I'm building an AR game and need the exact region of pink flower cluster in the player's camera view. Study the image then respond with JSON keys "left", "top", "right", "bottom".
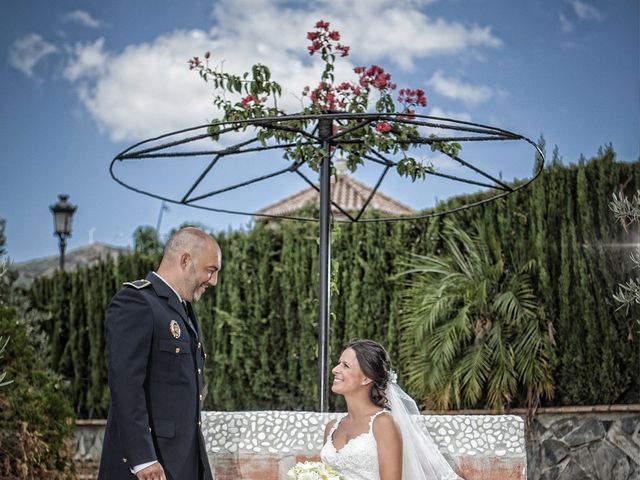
{"left": 305, "top": 82, "right": 338, "bottom": 110}
{"left": 188, "top": 52, "right": 211, "bottom": 70}
{"left": 398, "top": 88, "right": 427, "bottom": 108}
{"left": 241, "top": 95, "right": 265, "bottom": 109}
{"left": 376, "top": 122, "right": 392, "bottom": 133}
{"left": 336, "top": 81, "right": 361, "bottom": 95}
{"left": 306, "top": 20, "right": 350, "bottom": 57}
{"left": 188, "top": 56, "right": 202, "bottom": 70}
{"left": 354, "top": 65, "right": 396, "bottom": 91}
{"left": 303, "top": 79, "right": 366, "bottom": 110}
{"left": 396, "top": 88, "right": 428, "bottom": 120}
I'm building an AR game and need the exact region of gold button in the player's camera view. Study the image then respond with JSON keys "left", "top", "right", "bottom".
{"left": 204, "top": 353, "right": 207, "bottom": 359}
{"left": 198, "top": 368, "right": 202, "bottom": 375}
{"left": 197, "top": 421, "right": 201, "bottom": 426}
{"left": 149, "top": 427, "right": 152, "bottom": 432}
{"left": 199, "top": 394, "right": 203, "bottom": 401}
{"left": 123, "top": 458, "right": 127, "bottom": 463}
{"left": 175, "top": 347, "right": 181, "bottom": 354}
{"left": 197, "top": 342, "right": 202, "bottom": 349}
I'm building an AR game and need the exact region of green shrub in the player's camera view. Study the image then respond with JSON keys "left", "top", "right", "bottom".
{"left": 0, "top": 305, "right": 75, "bottom": 479}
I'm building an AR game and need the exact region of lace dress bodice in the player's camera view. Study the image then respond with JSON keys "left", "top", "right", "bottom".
{"left": 320, "top": 410, "right": 388, "bottom": 480}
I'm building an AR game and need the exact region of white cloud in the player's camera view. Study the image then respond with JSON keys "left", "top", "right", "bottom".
{"left": 61, "top": 10, "right": 103, "bottom": 29}
{"left": 63, "top": 0, "right": 502, "bottom": 142}
{"left": 210, "top": 0, "right": 501, "bottom": 70}
{"left": 428, "top": 106, "right": 472, "bottom": 122}
{"left": 571, "top": 1, "right": 604, "bottom": 21}
{"left": 63, "top": 38, "right": 108, "bottom": 81}
{"left": 428, "top": 106, "right": 472, "bottom": 124}
{"left": 559, "top": 13, "right": 574, "bottom": 33}
{"left": 428, "top": 71, "right": 494, "bottom": 105}
{"left": 418, "top": 106, "right": 473, "bottom": 147}
{"left": 69, "top": 30, "right": 218, "bottom": 141}
{"left": 8, "top": 34, "right": 58, "bottom": 78}
{"left": 428, "top": 154, "right": 465, "bottom": 172}
{"left": 560, "top": 1, "right": 603, "bottom": 35}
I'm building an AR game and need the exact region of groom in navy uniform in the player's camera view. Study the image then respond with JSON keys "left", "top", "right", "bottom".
{"left": 99, "top": 227, "right": 221, "bottom": 480}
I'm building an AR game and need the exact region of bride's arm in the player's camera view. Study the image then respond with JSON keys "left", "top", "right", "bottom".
{"left": 323, "top": 419, "right": 337, "bottom": 445}
{"left": 373, "top": 413, "right": 402, "bottom": 480}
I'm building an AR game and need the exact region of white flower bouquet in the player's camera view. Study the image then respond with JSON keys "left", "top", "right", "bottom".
{"left": 286, "top": 461, "right": 341, "bottom": 480}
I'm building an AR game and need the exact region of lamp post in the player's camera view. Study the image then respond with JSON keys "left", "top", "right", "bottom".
{"left": 49, "top": 194, "right": 77, "bottom": 271}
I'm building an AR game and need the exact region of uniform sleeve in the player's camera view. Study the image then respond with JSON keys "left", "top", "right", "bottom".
{"left": 106, "top": 287, "right": 156, "bottom": 466}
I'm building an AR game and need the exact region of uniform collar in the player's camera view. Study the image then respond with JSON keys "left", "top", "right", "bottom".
{"left": 151, "top": 271, "right": 183, "bottom": 303}
{"left": 147, "top": 272, "right": 189, "bottom": 323}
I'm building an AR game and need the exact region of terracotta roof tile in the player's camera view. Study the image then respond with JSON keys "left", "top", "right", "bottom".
{"left": 256, "top": 175, "right": 416, "bottom": 219}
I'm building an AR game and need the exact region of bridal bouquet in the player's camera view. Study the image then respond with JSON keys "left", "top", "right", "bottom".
{"left": 286, "top": 461, "right": 341, "bottom": 480}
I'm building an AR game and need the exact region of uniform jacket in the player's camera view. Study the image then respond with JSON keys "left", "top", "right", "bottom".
{"left": 98, "top": 273, "right": 212, "bottom": 480}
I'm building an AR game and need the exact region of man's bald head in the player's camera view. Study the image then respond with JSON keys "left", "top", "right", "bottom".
{"left": 157, "top": 227, "right": 221, "bottom": 302}
{"left": 161, "top": 227, "right": 219, "bottom": 265}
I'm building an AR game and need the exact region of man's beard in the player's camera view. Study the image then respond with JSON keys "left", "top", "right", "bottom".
{"left": 188, "top": 263, "right": 205, "bottom": 302}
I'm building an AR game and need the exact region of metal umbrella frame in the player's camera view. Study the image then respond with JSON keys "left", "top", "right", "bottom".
{"left": 110, "top": 112, "right": 545, "bottom": 411}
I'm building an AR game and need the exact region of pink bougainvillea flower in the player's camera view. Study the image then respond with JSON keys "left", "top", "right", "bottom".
{"left": 307, "top": 40, "right": 323, "bottom": 55}
{"left": 189, "top": 18, "right": 440, "bottom": 182}
{"left": 241, "top": 95, "right": 255, "bottom": 109}
{"left": 188, "top": 57, "right": 202, "bottom": 70}
{"left": 373, "top": 73, "right": 392, "bottom": 89}
{"left": 399, "top": 109, "right": 416, "bottom": 120}
{"left": 398, "top": 88, "right": 427, "bottom": 108}
{"left": 337, "top": 44, "right": 350, "bottom": 57}
{"left": 353, "top": 64, "right": 395, "bottom": 91}
{"left": 376, "top": 122, "right": 393, "bottom": 133}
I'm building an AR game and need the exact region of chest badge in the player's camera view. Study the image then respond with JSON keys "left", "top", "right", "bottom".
{"left": 169, "top": 320, "right": 181, "bottom": 339}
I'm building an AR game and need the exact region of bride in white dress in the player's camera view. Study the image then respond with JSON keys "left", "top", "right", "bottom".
{"left": 320, "top": 339, "right": 463, "bottom": 480}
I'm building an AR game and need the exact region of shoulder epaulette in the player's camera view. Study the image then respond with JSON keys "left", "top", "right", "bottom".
{"left": 122, "top": 279, "right": 151, "bottom": 290}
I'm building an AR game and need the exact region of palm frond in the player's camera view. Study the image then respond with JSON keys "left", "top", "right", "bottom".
{"left": 454, "top": 343, "right": 492, "bottom": 406}
{"left": 398, "top": 220, "right": 554, "bottom": 411}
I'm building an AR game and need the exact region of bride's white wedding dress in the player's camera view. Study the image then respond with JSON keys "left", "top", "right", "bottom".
{"left": 321, "top": 384, "right": 462, "bottom": 479}
{"left": 321, "top": 410, "right": 387, "bottom": 480}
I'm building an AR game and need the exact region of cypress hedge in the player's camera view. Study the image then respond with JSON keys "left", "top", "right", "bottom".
{"left": 29, "top": 148, "right": 639, "bottom": 416}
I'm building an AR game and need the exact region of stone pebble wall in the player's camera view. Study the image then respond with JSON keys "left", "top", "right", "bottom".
{"left": 75, "top": 411, "right": 526, "bottom": 479}
{"left": 75, "top": 411, "right": 640, "bottom": 479}
{"left": 203, "top": 410, "right": 524, "bottom": 457}
{"left": 203, "top": 410, "right": 525, "bottom": 479}
{"left": 526, "top": 413, "right": 640, "bottom": 480}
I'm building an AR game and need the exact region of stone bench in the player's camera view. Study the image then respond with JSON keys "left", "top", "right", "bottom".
{"left": 203, "top": 411, "right": 525, "bottom": 479}
{"left": 75, "top": 411, "right": 527, "bottom": 479}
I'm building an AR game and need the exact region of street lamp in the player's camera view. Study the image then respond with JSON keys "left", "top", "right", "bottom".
{"left": 49, "top": 194, "right": 77, "bottom": 271}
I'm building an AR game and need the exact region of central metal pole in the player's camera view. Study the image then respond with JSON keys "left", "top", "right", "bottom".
{"left": 318, "top": 117, "right": 333, "bottom": 412}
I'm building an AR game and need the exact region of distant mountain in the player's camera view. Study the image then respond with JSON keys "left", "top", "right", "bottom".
{"left": 11, "top": 242, "right": 130, "bottom": 288}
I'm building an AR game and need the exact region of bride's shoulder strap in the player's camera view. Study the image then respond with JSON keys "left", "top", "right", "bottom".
{"left": 368, "top": 409, "right": 390, "bottom": 431}
{"left": 324, "top": 415, "right": 344, "bottom": 438}
{"left": 327, "top": 418, "right": 338, "bottom": 431}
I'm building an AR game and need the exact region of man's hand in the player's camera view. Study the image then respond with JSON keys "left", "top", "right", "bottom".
{"left": 136, "top": 462, "right": 166, "bottom": 480}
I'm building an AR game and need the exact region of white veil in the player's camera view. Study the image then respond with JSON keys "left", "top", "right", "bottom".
{"left": 386, "top": 374, "right": 462, "bottom": 480}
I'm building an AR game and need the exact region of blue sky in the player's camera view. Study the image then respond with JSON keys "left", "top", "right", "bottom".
{"left": 1, "top": 0, "right": 638, "bottom": 263}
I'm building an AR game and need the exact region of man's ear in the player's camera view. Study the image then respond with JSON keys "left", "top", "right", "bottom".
{"left": 179, "top": 252, "right": 191, "bottom": 270}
